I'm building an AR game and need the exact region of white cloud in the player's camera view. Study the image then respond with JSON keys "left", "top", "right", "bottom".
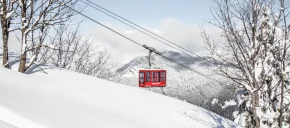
{"left": 124, "top": 29, "right": 136, "bottom": 34}
{"left": 88, "top": 18, "right": 221, "bottom": 66}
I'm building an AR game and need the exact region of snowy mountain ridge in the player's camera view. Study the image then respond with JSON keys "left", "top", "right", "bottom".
{"left": 116, "top": 50, "right": 224, "bottom": 75}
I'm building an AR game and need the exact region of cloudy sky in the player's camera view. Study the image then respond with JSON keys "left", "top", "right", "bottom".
{"left": 3, "top": 0, "right": 221, "bottom": 67}
{"left": 73, "top": 0, "right": 221, "bottom": 66}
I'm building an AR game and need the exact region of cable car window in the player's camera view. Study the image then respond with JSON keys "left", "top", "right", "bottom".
{"left": 139, "top": 72, "right": 144, "bottom": 84}
{"left": 146, "top": 72, "right": 150, "bottom": 82}
{"left": 152, "top": 72, "right": 156, "bottom": 82}
{"left": 161, "top": 72, "right": 165, "bottom": 82}
{"left": 156, "top": 72, "right": 160, "bottom": 82}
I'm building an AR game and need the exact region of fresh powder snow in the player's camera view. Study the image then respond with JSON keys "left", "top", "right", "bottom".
{"left": 0, "top": 55, "right": 240, "bottom": 128}
{"left": 0, "top": 119, "right": 17, "bottom": 128}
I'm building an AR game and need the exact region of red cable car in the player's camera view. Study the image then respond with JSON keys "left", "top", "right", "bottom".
{"left": 138, "top": 44, "right": 166, "bottom": 87}
{"left": 139, "top": 69, "right": 166, "bottom": 87}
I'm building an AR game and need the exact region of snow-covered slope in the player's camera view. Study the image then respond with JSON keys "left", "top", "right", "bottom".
{"left": 0, "top": 120, "right": 17, "bottom": 128}
{"left": 0, "top": 63, "right": 240, "bottom": 128}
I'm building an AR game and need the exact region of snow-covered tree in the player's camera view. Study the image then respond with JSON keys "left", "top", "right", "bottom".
{"left": 202, "top": 0, "right": 290, "bottom": 127}
{"left": 39, "top": 24, "right": 115, "bottom": 79}
{"left": 0, "top": 0, "right": 18, "bottom": 68}
{"left": 17, "top": 0, "right": 77, "bottom": 73}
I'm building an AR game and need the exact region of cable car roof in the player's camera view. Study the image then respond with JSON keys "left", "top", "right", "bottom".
{"left": 139, "top": 69, "right": 166, "bottom": 71}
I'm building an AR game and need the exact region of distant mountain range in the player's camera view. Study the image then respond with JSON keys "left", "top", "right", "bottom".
{"left": 112, "top": 49, "right": 233, "bottom": 99}
{"left": 116, "top": 50, "right": 226, "bottom": 74}
{"left": 111, "top": 49, "right": 237, "bottom": 120}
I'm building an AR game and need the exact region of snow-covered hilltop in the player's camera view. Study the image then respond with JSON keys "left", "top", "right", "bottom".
{"left": 0, "top": 61, "right": 240, "bottom": 128}
{"left": 112, "top": 50, "right": 237, "bottom": 120}
{"left": 114, "top": 50, "right": 227, "bottom": 89}
{"left": 115, "top": 50, "right": 228, "bottom": 85}
{"left": 117, "top": 50, "right": 223, "bottom": 74}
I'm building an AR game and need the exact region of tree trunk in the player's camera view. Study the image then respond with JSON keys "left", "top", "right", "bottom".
{"left": 18, "top": 33, "right": 27, "bottom": 73}
{"left": 252, "top": 92, "right": 260, "bottom": 128}
{"left": 18, "top": 50, "right": 26, "bottom": 73}
{"left": 1, "top": 21, "right": 9, "bottom": 68}
{"left": 1, "top": 0, "right": 9, "bottom": 68}
{"left": 18, "top": 0, "right": 27, "bottom": 73}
